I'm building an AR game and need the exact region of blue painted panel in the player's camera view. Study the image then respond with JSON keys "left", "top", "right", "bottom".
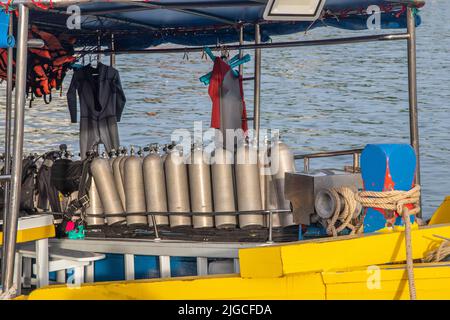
{"left": 94, "top": 253, "right": 125, "bottom": 282}
{"left": 171, "top": 257, "right": 197, "bottom": 277}
{"left": 134, "top": 255, "right": 160, "bottom": 279}
{"left": 361, "top": 144, "right": 416, "bottom": 233}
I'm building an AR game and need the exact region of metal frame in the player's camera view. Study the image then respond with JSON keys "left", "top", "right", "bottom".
{"left": 0, "top": 1, "right": 422, "bottom": 294}
{"left": 2, "top": 4, "right": 29, "bottom": 292}
{"left": 50, "top": 238, "right": 259, "bottom": 278}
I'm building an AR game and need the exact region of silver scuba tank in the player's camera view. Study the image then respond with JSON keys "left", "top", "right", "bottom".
{"left": 119, "top": 148, "right": 129, "bottom": 205}
{"left": 272, "top": 139, "right": 296, "bottom": 227}
{"left": 235, "top": 142, "right": 264, "bottom": 228}
{"left": 164, "top": 145, "right": 191, "bottom": 227}
{"left": 90, "top": 157, "right": 126, "bottom": 225}
{"left": 112, "top": 149, "right": 127, "bottom": 210}
{"left": 188, "top": 144, "right": 214, "bottom": 228}
{"left": 259, "top": 140, "right": 282, "bottom": 228}
{"left": 124, "top": 148, "right": 147, "bottom": 226}
{"left": 211, "top": 147, "right": 237, "bottom": 229}
{"left": 85, "top": 180, "right": 105, "bottom": 226}
{"left": 143, "top": 144, "right": 169, "bottom": 226}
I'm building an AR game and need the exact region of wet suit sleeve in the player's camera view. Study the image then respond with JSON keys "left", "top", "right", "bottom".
{"left": 67, "top": 71, "right": 79, "bottom": 123}
{"left": 114, "top": 70, "right": 126, "bottom": 122}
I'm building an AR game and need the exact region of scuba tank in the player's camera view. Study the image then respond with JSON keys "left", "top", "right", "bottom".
{"left": 112, "top": 147, "right": 126, "bottom": 210}
{"left": 272, "top": 138, "right": 296, "bottom": 227}
{"left": 124, "top": 147, "right": 147, "bottom": 226}
{"left": 260, "top": 137, "right": 281, "bottom": 228}
{"left": 90, "top": 157, "right": 126, "bottom": 225}
{"left": 164, "top": 144, "right": 191, "bottom": 227}
{"left": 235, "top": 141, "right": 264, "bottom": 228}
{"left": 211, "top": 147, "right": 237, "bottom": 229}
{"left": 188, "top": 143, "right": 214, "bottom": 228}
{"left": 85, "top": 180, "right": 105, "bottom": 226}
{"left": 143, "top": 144, "right": 169, "bottom": 226}
{"left": 84, "top": 147, "right": 105, "bottom": 226}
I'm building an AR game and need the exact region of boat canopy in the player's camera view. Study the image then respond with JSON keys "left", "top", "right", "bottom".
{"left": 22, "top": 0, "right": 423, "bottom": 50}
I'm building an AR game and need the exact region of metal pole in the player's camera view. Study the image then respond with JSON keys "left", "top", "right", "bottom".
{"left": 304, "top": 157, "right": 310, "bottom": 173}
{"left": 238, "top": 25, "right": 244, "bottom": 75}
{"left": 2, "top": 14, "right": 14, "bottom": 281}
{"left": 267, "top": 211, "right": 273, "bottom": 244}
{"left": 253, "top": 24, "right": 261, "bottom": 148}
{"left": 76, "top": 33, "right": 410, "bottom": 56}
{"left": 407, "top": 6, "right": 421, "bottom": 216}
{"left": 110, "top": 33, "right": 116, "bottom": 67}
{"left": 2, "top": 4, "right": 29, "bottom": 293}
{"left": 353, "top": 152, "right": 360, "bottom": 173}
{"left": 97, "top": 31, "right": 101, "bottom": 62}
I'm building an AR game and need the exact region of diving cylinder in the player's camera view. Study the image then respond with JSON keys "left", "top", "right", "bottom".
{"left": 164, "top": 145, "right": 191, "bottom": 227}
{"left": 90, "top": 158, "right": 126, "bottom": 225}
{"left": 259, "top": 141, "right": 281, "bottom": 228}
{"left": 119, "top": 148, "right": 130, "bottom": 192}
{"left": 188, "top": 144, "right": 214, "bottom": 228}
{"left": 112, "top": 152, "right": 127, "bottom": 210}
{"left": 211, "top": 148, "right": 237, "bottom": 228}
{"left": 124, "top": 152, "right": 147, "bottom": 226}
{"left": 235, "top": 142, "right": 264, "bottom": 228}
{"left": 272, "top": 139, "right": 296, "bottom": 227}
{"left": 143, "top": 145, "right": 169, "bottom": 226}
{"left": 85, "top": 180, "right": 105, "bottom": 226}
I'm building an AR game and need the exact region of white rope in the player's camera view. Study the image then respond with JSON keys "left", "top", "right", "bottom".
{"left": 0, "top": 284, "right": 17, "bottom": 300}
{"left": 425, "top": 235, "right": 450, "bottom": 263}
{"left": 325, "top": 187, "right": 363, "bottom": 237}
{"left": 355, "top": 185, "right": 421, "bottom": 301}
{"left": 324, "top": 185, "right": 421, "bottom": 300}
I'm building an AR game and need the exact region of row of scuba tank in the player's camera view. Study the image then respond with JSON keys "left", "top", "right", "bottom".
{"left": 87, "top": 140, "right": 297, "bottom": 229}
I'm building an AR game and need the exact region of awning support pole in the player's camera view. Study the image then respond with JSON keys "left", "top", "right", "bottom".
{"left": 253, "top": 23, "right": 261, "bottom": 148}
{"left": 97, "top": 31, "right": 101, "bottom": 63}
{"left": 110, "top": 33, "right": 116, "bottom": 67}
{"left": 407, "top": 6, "right": 421, "bottom": 216}
{"left": 1, "top": 4, "right": 29, "bottom": 293}
{"left": 238, "top": 25, "right": 244, "bottom": 76}
{"left": 1, "top": 14, "right": 14, "bottom": 277}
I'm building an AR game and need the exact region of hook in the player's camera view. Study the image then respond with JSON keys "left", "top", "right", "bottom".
{"left": 220, "top": 45, "right": 229, "bottom": 60}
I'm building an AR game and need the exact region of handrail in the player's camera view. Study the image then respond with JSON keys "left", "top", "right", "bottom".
{"left": 294, "top": 148, "right": 363, "bottom": 173}
{"left": 0, "top": 175, "right": 11, "bottom": 182}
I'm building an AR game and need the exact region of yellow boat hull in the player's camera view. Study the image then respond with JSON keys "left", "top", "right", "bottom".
{"left": 25, "top": 262, "right": 450, "bottom": 300}
{"left": 24, "top": 223, "right": 450, "bottom": 300}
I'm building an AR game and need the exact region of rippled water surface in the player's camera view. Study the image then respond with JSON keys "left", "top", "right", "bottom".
{"left": 0, "top": 1, "right": 449, "bottom": 219}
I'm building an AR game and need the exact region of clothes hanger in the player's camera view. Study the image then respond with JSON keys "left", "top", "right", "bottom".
{"left": 199, "top": 48, "right": 251, "bottom": 85}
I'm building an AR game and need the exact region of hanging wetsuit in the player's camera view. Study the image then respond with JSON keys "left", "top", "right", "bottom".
{"left": 67, "top": 62, "right": 126, "bottom": 159}
{"left": 208, "top": 57, "right": 248, "bottom": 148}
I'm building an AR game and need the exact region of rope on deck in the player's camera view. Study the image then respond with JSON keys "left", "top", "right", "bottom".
{"left": 355, "top": 185, "right": 421, "bottom": 301}
{"left": 425, "top": 235, "right": 450, "bottom": 263}
{"left": 324, "top": 185, "right": 421, "bottom": 300}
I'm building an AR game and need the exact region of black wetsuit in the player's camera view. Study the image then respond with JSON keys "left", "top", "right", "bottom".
{"left": 67, "top": 62, "right": 126, "bottom": 159}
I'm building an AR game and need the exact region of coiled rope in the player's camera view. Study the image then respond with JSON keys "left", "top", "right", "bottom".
{"left": 325, "top": 187, "right": 363, "bottom": 237}
{"left": 424, "top": 235, "right": 450, "bottom": 263}
{"left": 0, "top": 284, "right": 17, "bottom": 300}
{"left": 354, "top": 185, "right": 421, "bottom": 300}
{"left": 325, "top": 185, "right": 420, "bottom": 300}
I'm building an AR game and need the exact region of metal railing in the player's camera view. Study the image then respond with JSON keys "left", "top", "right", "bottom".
{"left": 294, "top": 148, "right": 363, "bottom": 173}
